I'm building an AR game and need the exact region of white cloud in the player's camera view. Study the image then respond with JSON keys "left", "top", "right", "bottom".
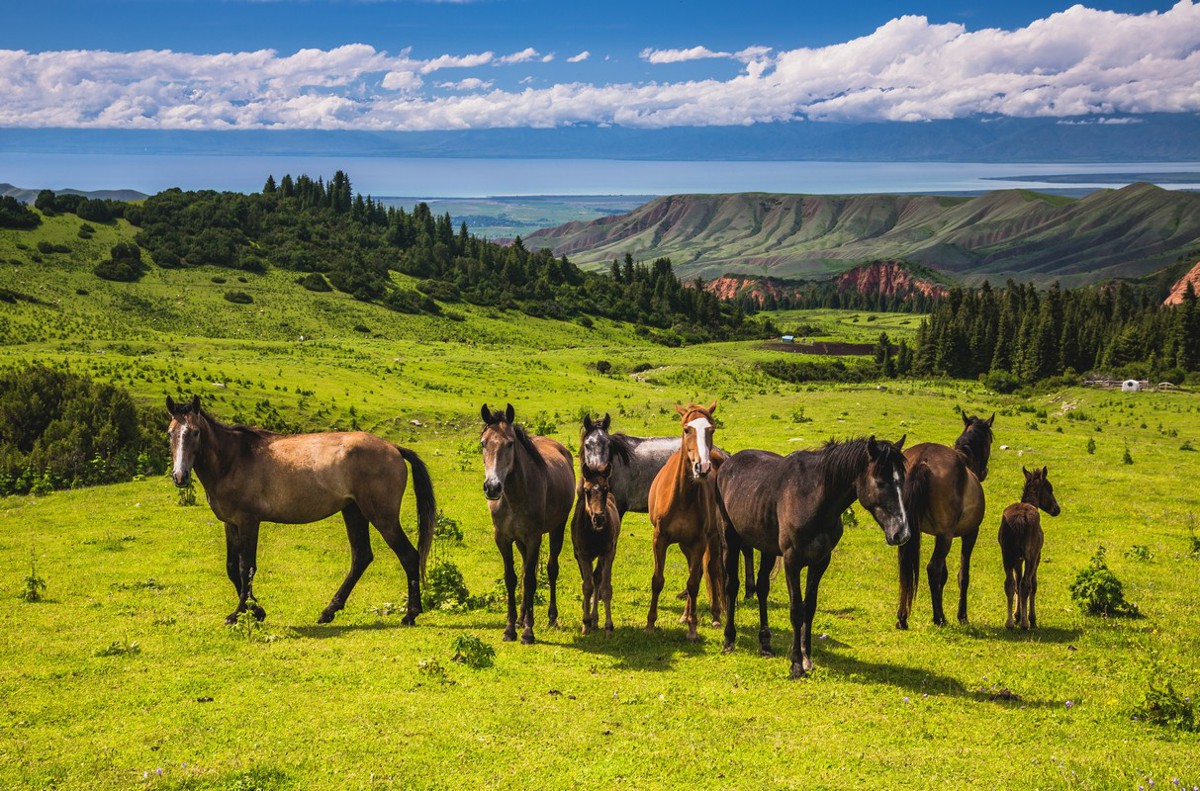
{"left": 567, "top": 51, "right": 590, "bottom": 63}
{"left": 2, "top": 3, "right": 1199, "bottom": 130}
{"left": 640, "top": 46, "right": 731, "bottom": 64}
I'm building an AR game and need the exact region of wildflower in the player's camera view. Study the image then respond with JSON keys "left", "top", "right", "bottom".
{"left": 1065, "top": 700, "right": 1075, "bottom": 708}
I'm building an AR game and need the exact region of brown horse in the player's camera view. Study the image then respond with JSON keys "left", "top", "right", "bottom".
{"left": 896, "top": 409, "right": 995, "bottom": 629}
{"left": 480, "top": 403, "right": 575, "bottom": 644}
{"left": 645, "top": 401, "right": 725, "bottom": 641}
{"left": 999, "top": 466, "right": 1060, "bottom": 629}
{"left": 166, "top": 395, "right": 437, "bottom": 625}
{"left": 571, "top": 465, "right": 621, "bottom": 635}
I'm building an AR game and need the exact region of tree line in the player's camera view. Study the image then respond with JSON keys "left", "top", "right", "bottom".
{"left": 117, "top": 172, "right": 771, "bottom": 344}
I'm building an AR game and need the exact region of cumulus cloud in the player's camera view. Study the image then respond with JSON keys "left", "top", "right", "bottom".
{"left": 567, "top": 51, "right": 590, "bottom": 63}
{"left": 2, "top": 2, "right": 1199, "bottom": 130}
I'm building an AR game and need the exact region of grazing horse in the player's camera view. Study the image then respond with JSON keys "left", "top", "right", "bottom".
{"left": 480, "top": 403, "right": 575, "bottom": 644}
{"left": 166, "top": 395, "right": 437, "bottom": 625}
{"left": 998, "top": 466, "right": 1060, "bottom": 630}
{"left": 580, "top": 414, "right": 756, "bottom": 600}
{"left": 645, "top": 402, "right": 726, "bottom": 640}
{"left": 896, "top": 409, "right": 995, "bottom": 629}
{"left": 718, "top": 436, "right": 910, "bottom": 678}
{"left": 571, "top": 466, "right": 620, "bottom": 635}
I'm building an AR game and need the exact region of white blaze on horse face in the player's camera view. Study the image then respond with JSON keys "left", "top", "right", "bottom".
{"left": 687, "top": 417, "right": 713, "bottom": 476}
{"left": 172, "top": 426, "right": 186, "bottom": 482}
{"left": 893, "top": 469, "right": 908, "bottom": 535}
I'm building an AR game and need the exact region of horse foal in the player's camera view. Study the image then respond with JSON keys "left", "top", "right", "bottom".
{"left": 998, "top": 466, "right": 1060, "bottom": 629}
{"left": 572, "top": 466, "right": 620, "bottom": 635}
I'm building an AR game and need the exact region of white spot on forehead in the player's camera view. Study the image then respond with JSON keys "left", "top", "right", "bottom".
{"left": 686, "top": 417, "right": 712, "bottom": 430}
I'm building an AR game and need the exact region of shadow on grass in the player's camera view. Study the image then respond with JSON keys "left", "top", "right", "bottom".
{"left": 290, "top": 621, "right": 409, "bottom": 639}
{"left": 964, "top": 624, "right": 1083, "bottom": 644}
{"left": 566, "top": 624, "right": 715, "bottom": 671}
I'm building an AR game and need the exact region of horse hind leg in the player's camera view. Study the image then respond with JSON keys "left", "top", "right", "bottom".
{"left": 756, "top": 551, "right": 777, "bottom": 656}
{"left": 956, "top": 529, "right": 979, "bottom": 625}
{"left": 575, "top": 553, "right": 595, "bottom": 634}
{"left": 519, "top": 535, "right": 543, "bottom": 644}
{"left": 896, "top": 530, "right": 922, "bottom": 630}
{"left": 683, "top": 542, "right": 707, "bottom": 641}
{"left": 547, "top": 518, "right": 566, "bottom": 629}
{"left": 927, "top": 535, "right": 953, "bottom": 626}
{"left": 1003, "top": 559, "right": 1020, "bottom": 630}
{"left": 743, "top": 546, "right": 757, "bottom": 601}
{"left": 224, "top": 521, "right": 266, "bottom": 625}
{"left": 600, "top": 550, "right": 615, "bottom": 635}
{"left": 369, "top": 511, "right": 423, "bottom": 626}
{"left": 722, "top": 526, "right": 743, "bottom": 653}
{"left": 645, "top": 533, "right": 668, "bottom": 633}
{"left": 316, "top": 504, "right": 375, "bottom": 624}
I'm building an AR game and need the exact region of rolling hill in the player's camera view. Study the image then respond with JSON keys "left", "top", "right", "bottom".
{"left": 525, "top": 183, "right": 1200, "bottom": 286}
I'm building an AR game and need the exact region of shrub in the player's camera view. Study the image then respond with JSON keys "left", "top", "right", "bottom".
{"left": 1069, "top": 546, "right": 1139, "bottom": 617}
{"left": 296, "top": 272, "right": 332, "bottom": 292}
{"left": 0, "top": 196, "right": 40, "bottom": 229}
{"left": 211, "top": 276, "right": 227, "bottom": 284}
{"left": 19, "top": 552, "right": 47, "bottom": 603}
{"left": 434, "top": 511, "right": 464, "bottom": 543}
{"left": 93, "top": 242, "right": 147, "bottom": 282}
{"left": 421, "top": 561, "right": 471, "bottom": 610}
{"left": 451, "top": 634, "right": 495, "bottom": 669}
{"left": 1133, "top": 680, "right": 1196, "bottom": 732}
{"left": 223, "top": 290, "right": 254, "bottom": 304}
{"left": 94, "top": 638, "right": 140, "bottom": 657}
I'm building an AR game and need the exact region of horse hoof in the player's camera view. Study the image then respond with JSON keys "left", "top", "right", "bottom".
{"left": 581, "top": 625, "right": 591, "bottom": 636}
{"left": 743, "top": 594, "right": 756, "bottom": 602}
{"left": 759, "top": 646, "right": 774, "bottom": 658}
{"left": 252, "top": 606, "right": 266, "bottom": 622}
{"left": 802, "top": 658, "right": 814, "bottom": 673}
{"left": 317, "top": 611, "right": 335, "bottom": 624}
{"left": 1006, "top": 622, "right": 1015, "bottom": 630}
{"left": 958, "top": 616, "right": 969, "bottom": 625}
{"left": 224, "top": 613, "right": 239, "bottom": 625}
{"left": 722, "top": 642, "right": 735, "bottom": 654}
{"left": 548, "top": 618, "right": 559, "bottom": 629}
{"left": 521, "top": 632, "right": 536, "bottom": 645}
{"left": 711, "top": 619, "right": 721, "bottom": 628}
{"left": 789, "top": 663, "right": 807, "bottom": 680}
{"left": 502, "top": 630, "right": 517, "bottom": 642}
{"left": 895, "top": 620, "right": 909, "bottom": 630}
{"left": 401, "top": 614, "right": 416, "bottom": 626}
{"left": 687, "top": 631, "right": 701, "bottom": 643}
{"left": 644, "top": 625, "right": 656, "bottom": 634}
{"left": 675, "top": 590, "right": 688, "bottom": 600}
{"left": 933, "top": 617, "right": 947, "bottom": 627}
{"left": 604, "top": 626, "right": 613, "bottom": 636}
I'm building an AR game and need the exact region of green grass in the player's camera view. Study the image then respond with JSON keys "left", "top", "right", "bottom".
{"left": 2, "top": 219, "right": 1199, "bottom": 789}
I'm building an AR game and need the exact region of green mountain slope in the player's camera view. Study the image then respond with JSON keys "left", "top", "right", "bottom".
{"left": 525, "top": 184, "right": 1200, "bottom": 285}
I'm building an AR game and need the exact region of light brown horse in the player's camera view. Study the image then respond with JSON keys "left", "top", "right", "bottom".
{"left": 999, "top": 466, "right": 1060, "bottom": 629}
{"left": 896, "top": 409, "right": 994, "bottom": 629}
{"left": 571, "top": 465, "right": 621, "bottom": 635}
{"left": 480, "top": 403, "right": 575, "bottom": 644}
{"left": 646, "top": 401, "right": 725, "bottom": 641}
{"left": 166, "top": 395, "right": 437, "bottom": 626}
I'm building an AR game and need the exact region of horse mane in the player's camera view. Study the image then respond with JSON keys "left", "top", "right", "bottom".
{"left": 607, "top": 432, "right": 635, "bottom": 463}
{"left": 484, "top": 408, "right": 546, "bottom": 468}
{"left": 954, "top": 418, "right": 993, "bottom": 478}
{"left": 818, "top": 436, "right": 904, "bottom": 487}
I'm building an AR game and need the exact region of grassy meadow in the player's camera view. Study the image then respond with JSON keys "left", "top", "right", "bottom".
{"left": 1, "top": 216, "right": 1199, "bottom": 790}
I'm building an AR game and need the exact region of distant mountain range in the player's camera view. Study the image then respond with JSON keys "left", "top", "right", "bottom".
{"left": 0, "top": 183, "right": 148, "bottom": 204}
{"left": 3, "top": 115, "right": 1200, "bottom": 162}
{"left": 525, "top": 183, "right": 1200, "bottom": 286}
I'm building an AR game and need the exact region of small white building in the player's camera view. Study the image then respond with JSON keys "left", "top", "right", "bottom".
{"left": 781, "top": 335, "right": 795, "bottom": 344}
{"left": 1121, "top": 379, "right": 1141, "bottom": 392}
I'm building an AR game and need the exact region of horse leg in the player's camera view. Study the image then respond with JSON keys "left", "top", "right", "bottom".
{"left": 223, "top": 522, "right": 245, "bottom": 624}
{"left": 645, "top": 532, "right": 668, "bottom": 633}
{"left": 956, "top": 529, "right": 978, "bottom": 625}
{"left": 801, "top": 553, "right": 832, "bottom": 674}
{"left": 576, "top": 552, "right": 595, "bottom": 634}
{"left": 1026, "top": 554, "right": 1040, "bottom": 629}
{"left": 722, "top": 525, "right": 743, "bottom": 653}
{"left": 497, "top": 538, "right": 519, "bottom": 642}
{"left": 1003, "top": 558, "right": 1019, "bottom": 630}
{"left": 896, "top": 529, "right": 922, "bottom": 630}
{"left": 705, "top": 539, "right": 725, "bottom": 628}
{"left": 783, "top": 551, "right": 807, "bottom": 679}
{"left": 591, "top": 564, "right": 604, "bottom": 633}
{"left": 927, "top": 535, "right": 953, "bottom": 626}
{"left": 318, "top": 503, "right": 375, "bottom": 624}
{"left": 547, "top": 518, "right": 565, "bottom": 629}
{"left": 231, "top": 520, "right": 265, "bottom": 623}
{"left": 683, "top": 541, "right": 706, "bottom": 641}
{"left": 519, "top": 535, "right": 542, "bottom": 644}
{"left": 743, "top": 545, "right": 757, "bottom": 602}
{"left": 600, "top": 547, "right": 615, "bottom": 635}
{"left": 371, "top": 514, "right": 422, "bottom": 626}
{"left": 756, "top": 551, "right": 776, "bottom": 657}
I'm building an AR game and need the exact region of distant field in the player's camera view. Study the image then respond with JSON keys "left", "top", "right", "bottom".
{"left": 2, "top": 217, "right": 1199, "bottom": 790}
{"left": 378, "top": 195, "right": 654, "bottom": 241}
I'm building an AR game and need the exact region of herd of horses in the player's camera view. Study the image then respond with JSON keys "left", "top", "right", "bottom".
{"left": 166, "top": 395, "right": 1061, "bottom": 678}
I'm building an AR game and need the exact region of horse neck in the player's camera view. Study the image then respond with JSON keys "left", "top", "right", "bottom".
{"left": 955, "top": 431, "right": 990, "bottom": 478}
{"left": 192, "top": 415, "right": 240, "bottom": 489}
{"left": 1021, "top": 479, "right": 1042, "bottom": 507}
{"left": 823, "top": 441, "right": 870, "bottom": 510}
{"left": 503, "top": 433, "right": 540, "bottom": 503}
{"left": 663, "top": 446, "right": 699, "bottom": 503}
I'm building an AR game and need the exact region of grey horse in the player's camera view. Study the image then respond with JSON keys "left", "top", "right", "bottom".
{"left": 580, "top": 414, "right": 756, "bottom": 599}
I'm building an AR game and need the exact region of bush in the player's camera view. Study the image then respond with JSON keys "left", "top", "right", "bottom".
{"left": 421, "top": 561, "right": 471, "bottom": 610}
{"left": 296, "top": 272, "right": 332, "bottom": 292}
{"left": 1133, "top": 680, "right": 1196, "bottom": 732}
{"left": 434, "top": 512, "right": 464, "bottom": 544}
{"left": 983, "top": 370, "right": 1021, "bottom": 394}
{"left": 93, "top": 242, "right": 147, "bottom": 282}
{"left": 1069, "top": 546, "right": 1139, "bottom": 617}
{"left": 451, "top": 634, "right": 495, "bottom": 669}
{"left": 0, "top": 196, "right": 41, "bottom": 229}
{"left": 223, "top": 290, "right": 254, "bottom": 304}
{"left": 415, "top": 279, "right": 461, "bottom": 302}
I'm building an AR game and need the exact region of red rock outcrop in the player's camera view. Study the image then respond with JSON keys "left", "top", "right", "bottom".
{"left": 1164, "top": 261, "right": 1200, "bottom": 305}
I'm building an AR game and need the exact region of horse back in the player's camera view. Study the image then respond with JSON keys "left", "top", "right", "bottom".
{"left": 904, "top": 442, "right": 984, "bottom": 537}
{"left": 715, "top": 449, "right": 786, "bottom": 553}
{"left": 999, "top": 502, "right": 1043, "bottom": 559}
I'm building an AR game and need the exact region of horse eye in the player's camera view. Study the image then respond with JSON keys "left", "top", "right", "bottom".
{"left": 506, "top": 440, "right": 514, "bottom": 448}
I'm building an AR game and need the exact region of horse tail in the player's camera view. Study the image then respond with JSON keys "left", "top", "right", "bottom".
{"left": 903, "top": 460, "right": 932, "bottom": 532}
{"left": 398, "top": 446, "right": 438, "bottom": 582}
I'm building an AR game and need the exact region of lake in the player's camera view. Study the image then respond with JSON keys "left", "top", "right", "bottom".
{"left": 2, "top": 152, "right": 1199, "bottom": 197}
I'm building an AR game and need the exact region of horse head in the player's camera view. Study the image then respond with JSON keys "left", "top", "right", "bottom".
{"left": 166, "top": 395, "right": 204, "bottom": 487}
{"left": 479, "top": 402, "right": 520, "bottom": 500}
{"left": 581, "top": 413, "right": 614, "bottom": 472}
{"left": 1023, "top": 466, "right": 1061, "bottom": 517}
{"left": 581, "top": 465, "right": 614, "bottom": 531}
{"left": 955, "top": 408, "right": 995, "bottom": 481}
{"left": 675, "top": 401, "right": 717, "bottom": 480}
{"left": 861, "top": 434, "right": 911, "bottom": 546}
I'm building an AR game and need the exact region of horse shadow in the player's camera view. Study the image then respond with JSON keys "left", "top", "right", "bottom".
{"left": 567, "top": 624, "right": 713, "bottom": 671}
{"left": 963, "top": 624, "right": 1083, "bottom": 645}
{"left": 290, "top": 620, "right": 408, "bottom": 639}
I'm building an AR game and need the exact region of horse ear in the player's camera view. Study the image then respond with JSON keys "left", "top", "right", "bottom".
{"left": 867, "top": 435, "right": 880, "bottom": 460}
{"left": 166, "top": 396, "right": 176, "bottom": 415}
{"left": 480, "top": 404, "right": 492, "bottom": 424}
{"left": 707, "top": 400, "right": 718, "bottom": 415}
{"left": 191, "top": 395, "right": 201, "bottom": 413}
{"left": 1041, "top": 465, "right": 1048, "bottom": 477}
{"left": 895, "top": 434, "right": 906, "bottom": 451}
{"left": 600, "top": 413, "right": 611, "bottom": 430}
{"left": 583, "top": 414, "right": 593, "bottom": 432}
{"left": 1022, "top": 466, "right": 1031, "bottom": 479}
{"left": 674, "top": 403, "right": 687, "bottom": 416}
{"left": 987, "top": 412, "right": 996, "bottom": 427}
{"left": 505, "top": 403, "right": 515, "bottom": 424}
{"left": 961, "top": 408, "right": 971, "bottom": 427}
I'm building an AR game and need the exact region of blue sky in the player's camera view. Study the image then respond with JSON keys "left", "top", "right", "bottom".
{"left": 1, "top": 0, "right": 1196, "bottom": 130}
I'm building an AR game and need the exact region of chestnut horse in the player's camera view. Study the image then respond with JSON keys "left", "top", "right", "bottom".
{"left": 645, "top": 402, "right": 725, "bottom": 641}
{"left": 718, "top": 436, "right": 910, "bottom": 678}
{"left": 480, "top": 403, "right": 575, "bottom": 644}
{"left": 166, "top": 395, "right": 437, "bottom": 626}
{"left": 896, "top": 409, "right": 995, "bottom": 629}
{"left": 571, "top": 465, "right": 621, "bottom": 635}
{"left": 998, "top": 466, "right": 1060, "bottom": 629}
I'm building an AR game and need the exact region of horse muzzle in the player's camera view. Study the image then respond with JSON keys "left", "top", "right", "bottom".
{"left": 692, "top": 462, "right": 711, "bottom": 479}
{"left": 885, "top": 524, "right": 912, "bottom": 547}
{"left": 172, "top": 471, "right": 191, "bottom": 487}
{"left": 483, "top": 480, "right": 504, "bottom": 501}
{"left": 1048, "top": 504, "right": 1062, "bottom": 517}
{"left": 590, "top": 514, "right": 608, "bottom": 530}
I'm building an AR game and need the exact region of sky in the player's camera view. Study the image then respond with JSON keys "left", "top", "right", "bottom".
{"left": 1, "top": 0, "right": 1197, "bottom": 131}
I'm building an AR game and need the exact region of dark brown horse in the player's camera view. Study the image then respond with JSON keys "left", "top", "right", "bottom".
{"left": 645, "top": 401, "right": 725, "bottom": 641}
{"left": 999, "top": 466, "right": 1060, "bottom": 629}
{"left": 571, "top": 465, "right": 621, "bottom": 635}
{"left": 480, "top": 403, "right": 575, "bottom": 644}
{"left": 166, "top": 395, "right": 437, "bottom": 625}
{"left": 718, "top": 436, "right": 910, "bottom": 678}
{"left": 896, "top": 409, "right": 995, "bottom": 629}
